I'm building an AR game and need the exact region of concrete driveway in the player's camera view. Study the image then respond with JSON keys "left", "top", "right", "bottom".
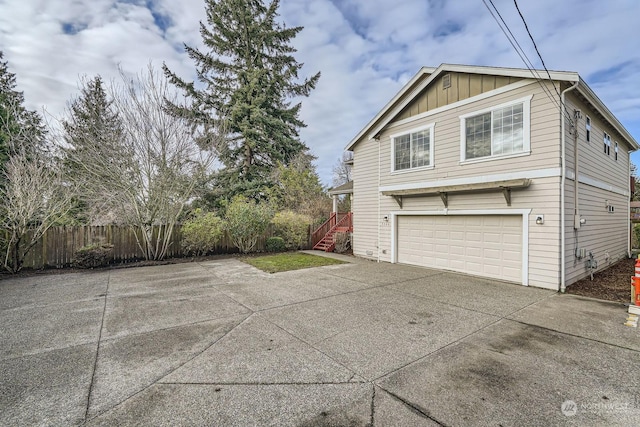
{"left": 1, "top": 252, "right": 638, "bottom": 426}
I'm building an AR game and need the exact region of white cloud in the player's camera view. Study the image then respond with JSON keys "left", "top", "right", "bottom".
{"left": 1, "top": 0, "right": 639, "bottom": 185}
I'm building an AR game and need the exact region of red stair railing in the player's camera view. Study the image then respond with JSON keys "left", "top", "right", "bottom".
{"left": 312, "top": 213, "right": 352, "bottom": 251}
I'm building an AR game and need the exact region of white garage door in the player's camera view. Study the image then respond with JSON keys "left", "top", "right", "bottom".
{"left": 397, "top": 215, "right": 522, "bottom": 283}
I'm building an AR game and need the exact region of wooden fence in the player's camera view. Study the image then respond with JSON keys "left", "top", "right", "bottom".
{"left": 13, "top": 224, "right": 284, "bottom": 270}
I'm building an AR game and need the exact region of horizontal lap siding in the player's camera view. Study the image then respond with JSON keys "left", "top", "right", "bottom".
{"left": 563, "top": 92, "right": 632, "bottom": 286}
{"left": 565, "top": 182, "right": 629, "bottom": 286}
{"left": 564, "top": 95, "right": 632, "bottom": 191}
{"left": 352, "top": 142, "right": 380, "bottom": 260}
{"left": 376, "top": 177, "right": 561, "bottom": 289}
{"left": 379, "top": 81, "right": 561, "bottom": 187}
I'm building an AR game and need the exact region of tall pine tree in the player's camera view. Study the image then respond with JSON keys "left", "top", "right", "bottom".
{"left": 0, "top": 51, "right": 45, "bottom": 179}
{"left": 164, "top": 0, "right": 320, "bottom": 200}
{"left": 61, "top": 75, "right": 125, "bottom": 224}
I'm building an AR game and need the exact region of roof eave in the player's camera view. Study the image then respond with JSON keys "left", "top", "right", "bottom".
{"left": 345, "top": 66, "right": 436, "bottom": 151}
{"left": 576, "top": 78, "right": 639, "bottom": 151}
{"left": 348, "top": 64, "right": 581, "bottom": 151}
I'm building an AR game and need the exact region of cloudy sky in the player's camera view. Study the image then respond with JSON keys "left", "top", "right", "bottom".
{"left": 1, "top": 0, "right": 639, "bottom": 185}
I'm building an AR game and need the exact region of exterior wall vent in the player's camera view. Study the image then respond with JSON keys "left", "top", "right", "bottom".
{"left": 442, "top": 73, "right": 451, "bottom": 89}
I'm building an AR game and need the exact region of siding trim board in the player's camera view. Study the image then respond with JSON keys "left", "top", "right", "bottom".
{"left": 390, "top": 209, "right": 532, "bottom": 285}
{"left": 566, "top": 170, "right": 629, "bottom": 197}
{"left": 379, "top": 167, "right": 561, "bottom": 193}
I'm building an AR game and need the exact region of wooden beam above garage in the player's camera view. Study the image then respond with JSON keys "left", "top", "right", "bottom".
{"left": 381, "top": 178, "right": 531, "bottom": 208}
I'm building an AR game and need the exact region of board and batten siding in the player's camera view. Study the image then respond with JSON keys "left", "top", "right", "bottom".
{"left": 395, "top": 72, "right": 522, "bottom": 122}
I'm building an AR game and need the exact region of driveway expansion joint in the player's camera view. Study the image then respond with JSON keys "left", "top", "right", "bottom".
{"left": 84, "top": 313, "right": 254, "bottom": 423}
{"left": 83, "top": 270, "right": 111, "bottom": 422}
{"left": 379, "top": 386, "right": 449, "bottom": 426}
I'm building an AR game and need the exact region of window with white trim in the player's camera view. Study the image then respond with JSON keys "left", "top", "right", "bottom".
{"left": 614, "top": 141, "right": 618, "bottom": 161}
{"left": 460, "top": 96, "right": 531, "bottom": 162}
{"left": 391, "top": 125, "right": 434, "bottom": 172}
{"left": 604, "top": 132, "right": 611, "bottom": 155}
{"left": 585, "top": 116, "right": 591, "bottom": 142}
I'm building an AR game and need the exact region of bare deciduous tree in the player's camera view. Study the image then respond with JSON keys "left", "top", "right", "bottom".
{"left": 331, "top": 156, "right": 352, "bottom": 188}
{"left": 62, "top": 65, "right": 219, "bottom": 260}
{"left": 0, "top": 103, "right": 75, "bottom": 273}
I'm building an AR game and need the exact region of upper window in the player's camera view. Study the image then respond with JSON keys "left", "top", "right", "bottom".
{"left": 459, "top": 96, "right": 531, "bottom": 162}
{"left": 585, "top": 116, "right": 591, "bottom": 142}
{"left": 391, "top": 125, "right": 434, "bottom": 172}
{"left": 604, "top": 132, "right": 611, "bottom": 155}
{"left": 615, "top": 141, "right": 619, "bottom": 161}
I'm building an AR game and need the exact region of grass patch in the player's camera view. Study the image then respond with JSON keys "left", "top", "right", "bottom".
{"left": 242, "top": 252, "right": 346, "bottom": 273}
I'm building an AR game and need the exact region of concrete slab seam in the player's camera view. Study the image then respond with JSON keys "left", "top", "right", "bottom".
{"left": 155, "top": 381, "right": 367, "bottom": 386}
{"left": 84, "top": 313, "right": 254, "bottom": 423}
{"left": 97, "top": 313, "right": 251, "bottom": 345}
{"left": 319, "top": 269, "right": 445, "bottom": 288}
{"left": 209, "top": 286, "right": 257, "bottom": 313}
{"left": 252, "top": 273, "right": 447, "bottom": 315}
{"left": 377, "top": 386, "right": 448, "bottom": 427}
{"left": 260, "top": 314, "right": 361, "bottom": 380}
{"left": 370, "top": 384, "right": 376, "bottom": 427}
{"left": 371, "top": 316, "right": 504, "bottom": 383}
{"left": 83, "top": 270, "right": 111, "bottom": 422}
{"left": 505, "top": 318, "right": 640, "bottom": 353}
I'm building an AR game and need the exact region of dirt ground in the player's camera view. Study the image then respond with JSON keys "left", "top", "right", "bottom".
{"left": 566, "top": 257, "right": 635, "bottom": 303}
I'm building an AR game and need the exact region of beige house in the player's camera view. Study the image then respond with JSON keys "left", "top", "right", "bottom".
{"left": 345, "top": 64, "right": 638, "bottom": 291}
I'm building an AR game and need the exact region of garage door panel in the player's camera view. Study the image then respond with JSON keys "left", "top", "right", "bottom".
{"left": 466, "top": 232, "right": 482, "bottom": 242}
{"left": 397, "top": 215, "right": 522, "bottom": 283}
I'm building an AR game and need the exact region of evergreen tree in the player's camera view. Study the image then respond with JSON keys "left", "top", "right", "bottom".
{"left": 0, "top": 51, "right": 45, "bottom": 179}
{"left": 61, "top": 75, "right": 125, "bottom": 224}
{"left": 268, "top": 153, "right": 330, "bottom": 220}
{"left": 163, "top": 0, "right": 320, "bottom": 199}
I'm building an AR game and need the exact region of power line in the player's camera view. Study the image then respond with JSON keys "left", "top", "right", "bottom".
{"left": 513, "top": 0, "right": 564, "bottom": 102}
{"left": 482, "top": 0, "right": 572, "bottom": 122}
{"left": 485, "top": 0, "right": 561, "bottom": 111}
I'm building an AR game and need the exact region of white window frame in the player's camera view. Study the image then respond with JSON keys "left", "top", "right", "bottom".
{"left": 459, "top": 95, "right": 532, "bottom": 164}
{"left": 390, "top": 123, "right": 435, "bottom": 174}
{"left": 585, "top": 116, "right": 591, "bottom": 142}
{"left": 614, "top": 141, "right": 618, "bottom": 161}
{"left": 604, "top": 132, "right": 611, "bottom": 156}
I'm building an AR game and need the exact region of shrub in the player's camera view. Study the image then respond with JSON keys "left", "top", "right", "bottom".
{"left": 73, "top": 243, "right": 114, "bottom": 268}
{"left": 272, "top": 210, "right": 311, "bottom": 250}
{"left": 334, "top": 232, "right": 351, "bottom": 254}
{"left": 225, "top": 196, "right": 273, "bottom": 253}
{"left": 266, "top": 237, "right": 286, "bottom": 252}
{"left": 181, "top": 209, "right": 224, "bottom": 256}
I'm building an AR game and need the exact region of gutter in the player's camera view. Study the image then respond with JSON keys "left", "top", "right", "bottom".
{"left": 560, "top": 81, "right": 579, "bottom": 293}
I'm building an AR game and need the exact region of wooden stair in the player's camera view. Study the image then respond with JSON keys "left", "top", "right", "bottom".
{"left": 313, "top": 226, "right": 350, "bottom": 252}
{"left": 312, "top": 213, "right": 352, "bottom": 252}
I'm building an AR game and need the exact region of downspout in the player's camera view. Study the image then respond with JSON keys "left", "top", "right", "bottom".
{"left": 377, "top": 135, "right": 381, "bottom": 263}
{"left": 629, "top": 153, "right": 632, "bottom": 257}
{"left": 560, "top": 80, "right": 579, "bottom": 293}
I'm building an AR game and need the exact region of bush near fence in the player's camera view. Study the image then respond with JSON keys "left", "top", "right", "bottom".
{"left": 6, "top": 223, "right": 313, "bottom": 270}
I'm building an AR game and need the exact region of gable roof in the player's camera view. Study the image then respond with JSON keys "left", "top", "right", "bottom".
{"left": 346, "top": 63, "right": 638, "bottom": 151}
